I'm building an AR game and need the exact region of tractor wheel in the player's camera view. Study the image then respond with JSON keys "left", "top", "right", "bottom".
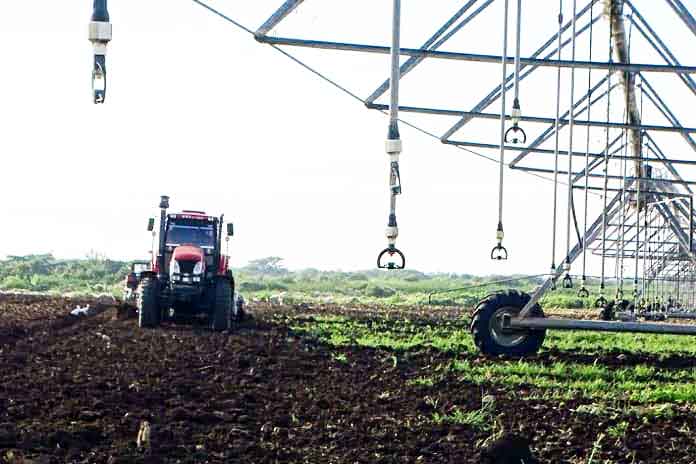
{"left": 138, "top": 277, "right": 160, "bottom": 328}
{"left": 211, "top": 278, "right": 232, "bottom": 331}
{"left": 600, "top": 301, "right": 615, "bottom": 321}
{"left": 471, "top": 290, "right": 546, "bottom": 357}
{"left": 233, "top": 294, "right": 246, "bottom": 322}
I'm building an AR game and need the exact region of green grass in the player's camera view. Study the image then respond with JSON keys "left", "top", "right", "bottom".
{"left": 606, "top": 421, "right": 629, "bottom": 439}
{"left": 406, "top": 376, "right": 436, "bottom": 387}
{"left": 291, "top": 314, "right": 696, "bottom": 358}
{"left": 448, "top": 359, "right": 696, "bottom": 403}
{"left": 290, "top": 314, "right": 696, "bottom": 405}
{"left": 432, "top": 395, "right": 497, "bottom": 431}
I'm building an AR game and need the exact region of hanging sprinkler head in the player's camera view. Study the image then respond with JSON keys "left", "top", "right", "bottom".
{"left": 578, "top": 276, "right": 589, "bottom": 298}
{"left": 89, "top": 0, "right": 112, "bottom": 104}
{"left": 490, "top": 222, "right": 508, "bottom": 260}
{"left": 504, "top": 98, "right": 527, "bottom": 145}
{"left": 377, "top": 0, "right": 405, "bottom": 271}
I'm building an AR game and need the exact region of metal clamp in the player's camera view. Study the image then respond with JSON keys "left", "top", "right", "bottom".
{"left": 89, "top": 1, "right": 112, "bottom": 104}
{"left": 390, "top": 161, "right": 402, "bottom": 195}
{"left": 562, "top": 273, "right": 573, "bottom": 289}
{"left": 577, "top": 286, "right": 589, "bottom": 298}
{"left": 92, "top": 55, "right": 107, "bottom": 104}
{"left": 377, "top": 245, "right": 405, "bottom": 270}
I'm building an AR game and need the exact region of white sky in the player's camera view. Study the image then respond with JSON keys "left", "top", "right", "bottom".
{"left": 0, "top": 1, "right": 693, "bottom": 275}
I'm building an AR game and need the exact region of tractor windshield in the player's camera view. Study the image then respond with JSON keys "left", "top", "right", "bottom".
{"left": 166, "top": 221, "right": 215, "bottom": 249}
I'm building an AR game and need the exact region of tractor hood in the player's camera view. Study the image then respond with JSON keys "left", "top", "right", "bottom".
{"left": 172, "top": 245, "right": 204, "bottom": 262}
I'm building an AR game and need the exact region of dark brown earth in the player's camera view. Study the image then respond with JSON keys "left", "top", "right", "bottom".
{"left": 2, "top": 294, "right": 696, "bottom": 463}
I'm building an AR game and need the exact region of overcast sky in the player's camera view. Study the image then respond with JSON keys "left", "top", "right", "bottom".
{"left": 0, "top": 1, "right": 693, "bottom": 275}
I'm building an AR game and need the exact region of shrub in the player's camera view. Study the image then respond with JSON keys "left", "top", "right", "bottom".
{"left": 239, "top": 281, "right": 266, "bottom": 292}
{"left": 1, "top": 276, "right": 30, "bottom": 290}
{"left": 366, "top": 285, "right": 397, "bottom": 298}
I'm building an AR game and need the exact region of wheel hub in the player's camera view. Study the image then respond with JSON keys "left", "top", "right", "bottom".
{"left": 489, "top": 306, "right": 528, "bottom": 347}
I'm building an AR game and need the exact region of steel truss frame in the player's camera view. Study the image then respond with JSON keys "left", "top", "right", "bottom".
{"left": 236, "top": 1, "right": 696, "bottom": 336}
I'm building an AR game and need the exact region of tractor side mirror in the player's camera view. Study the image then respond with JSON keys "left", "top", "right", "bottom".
{"left": 226, "top": 223, "right": 234, "bottom": 237}
{"left": 147, "top": 218, "right": 155, "bottom": 232}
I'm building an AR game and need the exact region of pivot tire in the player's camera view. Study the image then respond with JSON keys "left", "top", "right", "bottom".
{"left": 471, "top": 290, "right": 546, "bottom": 357}
{"left": 138, "top": 277, "right": 160, "bottom": 328}
{"left": 211, "top": 278, "right": 232, "bottom": 331}
{"left": 600, "top": 300, "right": 615, "bottom": 321}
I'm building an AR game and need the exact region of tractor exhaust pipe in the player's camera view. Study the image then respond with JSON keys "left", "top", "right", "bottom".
{"left": 157, "top": 195, "right": 170, "bottom": 279}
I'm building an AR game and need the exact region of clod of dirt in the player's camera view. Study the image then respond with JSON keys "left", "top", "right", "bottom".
{"left": 480, "top": 433, "right": 539, "bottom": 464}
{"left": 137, "top": 421, "right": 152, "bottom": 449}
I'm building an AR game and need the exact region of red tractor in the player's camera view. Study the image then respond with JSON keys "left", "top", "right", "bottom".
{"left": 135, "top": 195, "right": 238, "bottom": 330}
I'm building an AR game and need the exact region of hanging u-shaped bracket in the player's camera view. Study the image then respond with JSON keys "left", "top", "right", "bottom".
{"left": 378, "top": 244, "right": 405, "bottom": 270}
{"left": 89, "top": 0, "right": 112, "bottom": 104}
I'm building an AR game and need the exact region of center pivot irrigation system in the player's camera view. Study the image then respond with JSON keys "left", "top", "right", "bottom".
{"left": 88, "top": 0, "right": 696, "bottom": 356}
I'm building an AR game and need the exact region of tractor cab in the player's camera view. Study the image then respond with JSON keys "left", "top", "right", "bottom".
{"left": 163, "top": 211, "right": 219, "bottom": 285}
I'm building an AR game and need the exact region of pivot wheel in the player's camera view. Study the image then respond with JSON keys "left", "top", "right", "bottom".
{"left": 137, "top": 277, "right": 160, "bottom": 328}
{"left": 211, "top": 278, "right": 233, "bottom": 331}
{"left": 599, "top": 300, "right": 615, "bottom": 321}
{"left": 471, "top": 290, "right": 546, "bottom": 357}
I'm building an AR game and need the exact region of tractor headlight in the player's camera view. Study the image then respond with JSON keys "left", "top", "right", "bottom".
{"left": 170, "top": 259, "right": 180, "bottom": 276}
{"left": 193, "top": 261, "right": 204, "bottom": 275}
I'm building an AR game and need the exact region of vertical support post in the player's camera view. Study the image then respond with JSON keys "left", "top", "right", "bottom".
{"left": 491, "top": 0, "right": 511, "bottom": 261}
{"left": 157, "top": 195, "right": 170, "bottom": 279}
{"left": 690, "top": 196, "right": 694, "bottom": 252}
{"left": 564, "top": 0, "right": 578, "bottom": 285}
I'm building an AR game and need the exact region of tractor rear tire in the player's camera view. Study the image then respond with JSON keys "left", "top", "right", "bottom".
{"left": 211, "top": 278, "right": 232, "bottom": 331}
{"left": 138, "top": 277, "right": 160, "bottom": 328}
{"left": 233, "top": 293, "right": 246, "bottom": 322}
{"left": 471, "top": 290, "right": 546, "bottom": 357}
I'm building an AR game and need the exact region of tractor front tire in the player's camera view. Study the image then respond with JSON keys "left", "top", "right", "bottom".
{"left": 138, "top": 278, "right": 160, "bottom": 329}
{"left": 211, "top": 278, "right": 232, "bottom": 331}
{"left": 471, "top": 290, "right": 546, "bottom": 357}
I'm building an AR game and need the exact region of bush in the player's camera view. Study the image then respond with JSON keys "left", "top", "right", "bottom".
{"left": 366, "top": 285, "right": 397, "bottom": 298}
{"left": 239, "top": 281, "right": 266, "bottom": 292}
{"left": 1, "top": 276, "right": 30, "bottom": 290}
{"left": 267, "top": 282, "right": 289, "bottom": 291}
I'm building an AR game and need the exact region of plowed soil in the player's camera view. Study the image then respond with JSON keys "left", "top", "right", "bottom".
{"left": 2, "top": 295, "right": 696, "bottom": 463}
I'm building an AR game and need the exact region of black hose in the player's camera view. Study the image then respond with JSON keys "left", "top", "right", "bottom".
{"left": 570, "top": 190, "right": 583, "bottom": 246}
